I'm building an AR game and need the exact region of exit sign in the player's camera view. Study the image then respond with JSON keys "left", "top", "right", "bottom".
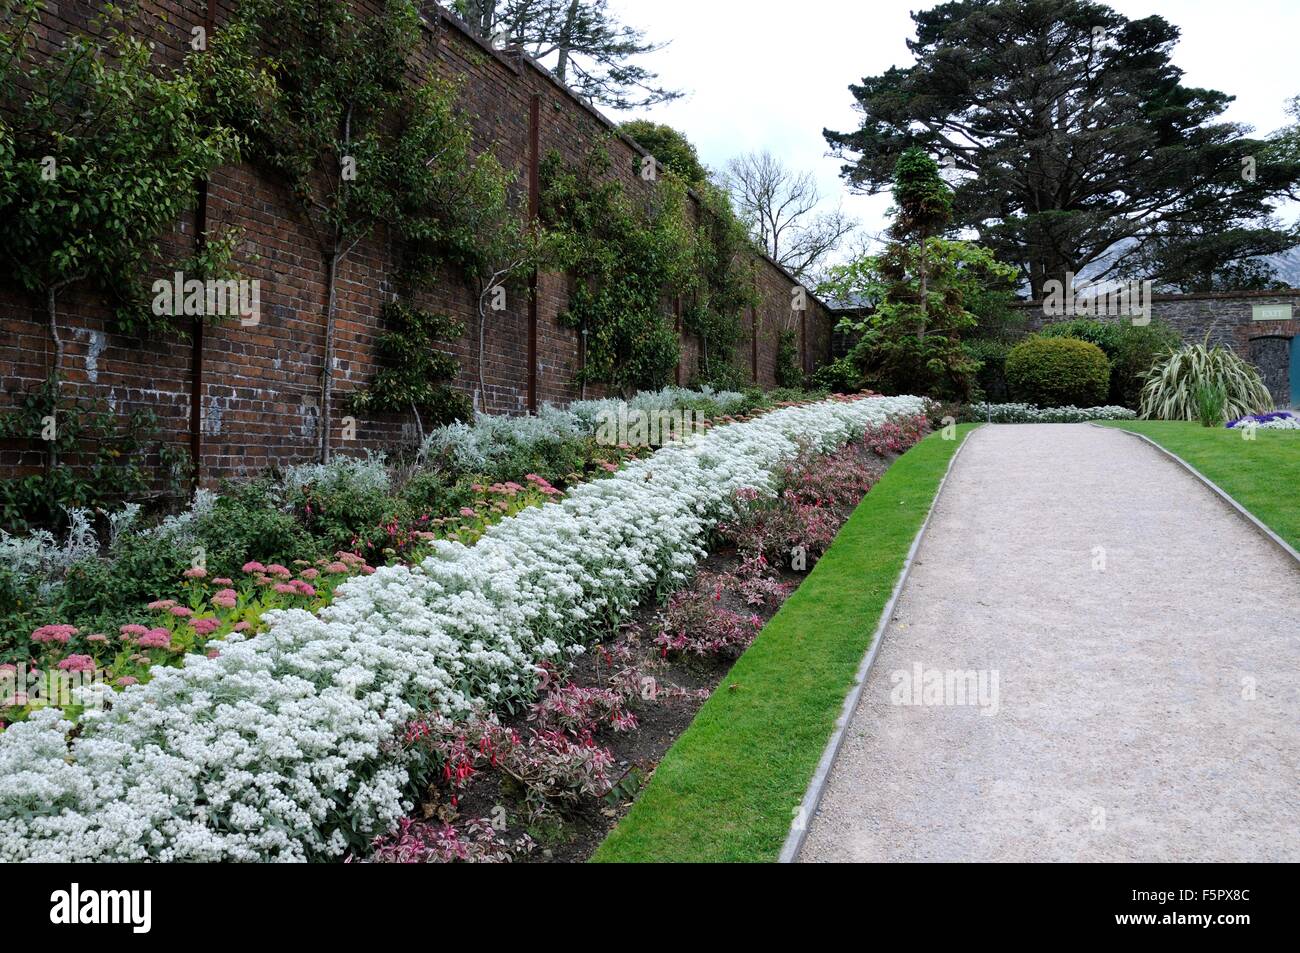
{"left": 1252, "top": 304, "right": 1293, "bottom": 322}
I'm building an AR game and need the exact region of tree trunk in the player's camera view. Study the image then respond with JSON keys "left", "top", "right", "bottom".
{"left": 917, "top": 232, "right": 928, "bottom": 339}
{"left": 555, "top": 0, "right": 581, "bottom": 81}
{"left": 462, "top": 0, "right": 496, "bottom": 36}
{"left": 320, "top": 249, "right": 339, "bottom": 463}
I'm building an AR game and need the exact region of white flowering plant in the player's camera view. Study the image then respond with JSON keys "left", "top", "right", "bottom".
{"left": 967, "top": 402, "right": 1137, "bottom": 423}
{"left": 0, "top": 395, "right": 924, "bottom": 862}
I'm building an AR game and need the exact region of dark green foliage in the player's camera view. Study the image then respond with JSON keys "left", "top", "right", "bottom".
{"left": 775, "top": 329, "right": 801, "bottom": 388}
{"left": 0, "top": 2, "right": 239, "bottom": 340}
{"left": 540, "top": 145, "right": 692, "bottom": 394}
{"left": 1006, "top": 337, "right": 1111, "bottom": 407}
{"left": 825, "top": 0, "right": 1300, "bottom": 296}
{"left": 890, "top": 147, "right": 952, "bottom": 241}
{"left": 0, "top": 380, "right": 189, "bottom": 534}
{"left": 963, "top": 338, "right": 1013, "bottom": 402}
{"left": 809, "top": 356, "right": 865, "bottom": 394}
{"left": 619, "top": 120, "right": 708, "bottom": 185}
{"left": 351, "top": 300, "right": 472, "bottom": 432}
{"left": 1040, "top": 319, "right": 1183, "bottom": 408}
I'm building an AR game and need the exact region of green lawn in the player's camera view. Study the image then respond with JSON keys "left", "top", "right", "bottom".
{"left": 1099, "top": 420, "right": 1300, "bottom": 550}
{"left": 592, "top": 424, "right": 979, "bottom": 863}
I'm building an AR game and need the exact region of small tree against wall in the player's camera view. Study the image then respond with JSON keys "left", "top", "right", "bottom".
{"left": 204, "top": 0, "right": 505, "bottom": 461}
{"left": 349, "top": 300, "right": 470, "bottom": 442}
{"left": 0, "top": 1, "right": 237, "bottom": 466}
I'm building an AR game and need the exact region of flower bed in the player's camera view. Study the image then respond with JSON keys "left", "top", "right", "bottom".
{"left": 0, "top": 394, "right": 925, "bottom": 862}
{"left": 966, "top": 402, "right": 1136, "bottom": 423}
{"left": 1226, "top": 410, "right": 1300, "bottom": 431}
{"left": 359, "top": 417, "right": 925, "bottom": 862}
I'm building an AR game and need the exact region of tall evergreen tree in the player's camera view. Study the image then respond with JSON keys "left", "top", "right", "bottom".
{"left": 825, "top": 0, "right": 1300, "bottom": 296}
{"left": 453, "top": 0, "right": 680, "bottom": 109}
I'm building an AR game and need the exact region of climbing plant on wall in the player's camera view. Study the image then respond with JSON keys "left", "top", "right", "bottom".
{"left": 199, "top": 0, "right": 513, "bottom": 462}
{"left": 684, "top": 182, "right": 757, "bottom": 389}
{"left": 540, "top": 143, "right": 697, "bottom": 394}
{"left": 350, "top": 300, "right": 471, "bottom": 442}
{"left": 540, "top": 142, "right": 758, "bottom": 395}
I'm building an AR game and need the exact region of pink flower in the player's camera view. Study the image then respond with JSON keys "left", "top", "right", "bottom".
{"left": 335, "top": 552, "right": 363, "bottom": 565}
{"left": 170, "top": 606, "right": 194, "bottom": 618}
{"left": 191, "top": 618, "right": 220, "bottom": 636}
{"left": 120, "top": 624, "right": 148, "bottom": 638}
{"left": 361, "top": 566, "right": 376, "bottom": 575}
{"left": 325, "top": 562, "right": 349, "bottom": 575}
{"left": 242, "top": 561, "right": 266, "bottom": 574}
{"left": 265, "top": 564, "right": 292, "bottom": 579}
{"left": 233, "top": 621, "right": 251, "bottom": 632}
{"left": 273, "top": 583, "right": 296, "bottom": 595}
{"left": 212, "top": 589, "right": 238, "bottom": 609}
{"left": 291, "top": 580, "right": 316, "bottom": 597}
{"left": 146, "top": 599, "right": 176, "bottom": 611}
{"left": 86, "top": 633, "right": 108, "bottom": 644}
{"left": 459, "top": 507, "right": 476, "bottom": 517}
{"left": 137, "top": 629, "right": 172, "bottom": 650}
{"left": 213, "top": 577, "right": 234, "bottom": 586}
{"left": 183, "top": 567, "right": 207, "bottom": 579}
{"left": 31, "top": 624, "right": 77, "bottom": 645}
{"left": 207, "top": 649, "right": 220, "bottom": 659}
{"left": 115, "top": 676, "right": 138, "bottom": 687}
{"left": 56, "top": 654, "right": 96, "bottom": 673}
{"left": 299, "top": 568, "right": 320, "bottom": 580}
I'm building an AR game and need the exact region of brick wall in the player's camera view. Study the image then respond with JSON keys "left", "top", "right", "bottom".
{"left": 0, "top": 2, "right": 834, "bottom": 485}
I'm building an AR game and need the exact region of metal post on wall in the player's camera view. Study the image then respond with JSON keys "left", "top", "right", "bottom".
{"left": 674, "top": 296, "right": 682, "bottom": 385}
{"left": 527, "top": 93, "right": 541, "bottom": 413}
{"left": 188, "top": 0, "right": 219, "bottom": 491}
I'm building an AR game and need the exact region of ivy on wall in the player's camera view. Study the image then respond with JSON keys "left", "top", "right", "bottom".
{"left": 684, "top": 183, "right": 757, "bottom": 390}
{"left": 540, "top": 142, "right": 755, "bottom": 395}
{"left": 541, "top": 144, "right": 693, "bottom": 394}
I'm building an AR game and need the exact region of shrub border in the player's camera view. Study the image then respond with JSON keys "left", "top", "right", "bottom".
{"left": 1093, "top": 423, "right": 1300, "bottom": 567}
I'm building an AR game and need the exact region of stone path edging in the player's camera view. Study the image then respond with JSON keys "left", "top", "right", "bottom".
{"left": 776, "top": 426, "right": 980, "bottom": 863}
{"left": 1095, "top": 423, "right": 1300, "bottom": 567}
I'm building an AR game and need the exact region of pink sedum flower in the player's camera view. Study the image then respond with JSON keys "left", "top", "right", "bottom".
{"left": 57, "top": 654, "right": 96, "bottom": 673}
{"left": 31, "top": 624, "right": 77, "bottom": 645}
{"left": 183, "top": 567, "right": 207, "bottom": 579}
{"left": 146, "top": 600, "right": 176, "bottom": 611}
{"left": 137, "top": 629, "right": 172, "bottom": 650}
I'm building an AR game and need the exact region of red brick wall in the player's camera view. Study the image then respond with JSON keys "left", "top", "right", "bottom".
{"left": 0, "top": 2, "right": 835, "bottom": 485}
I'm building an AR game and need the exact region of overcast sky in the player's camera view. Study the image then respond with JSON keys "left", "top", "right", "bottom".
{"left": 607, "top": 0, "right": 1300, "bottom": 254}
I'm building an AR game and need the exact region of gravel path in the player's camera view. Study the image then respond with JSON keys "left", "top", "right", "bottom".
{"left": 798, "top": 423, "right": 1300, "bottom": 863}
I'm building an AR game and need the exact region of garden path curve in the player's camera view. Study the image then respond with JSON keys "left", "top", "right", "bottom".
{"left": 799, "top": 423, "right": 1300, "bottom": 862}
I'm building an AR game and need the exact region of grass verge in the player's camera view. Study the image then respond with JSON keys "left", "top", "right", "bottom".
{"left": 592, "top": 423, "right": 979, "bottom": 863}
{"left": 1099, "top": 420, "right": 1300, "bottom": 550}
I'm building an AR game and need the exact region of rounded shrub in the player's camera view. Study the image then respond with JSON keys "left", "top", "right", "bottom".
{"left": 1040, "top": 318, "right": 1182, "bottom": 408}
{"left": 1005, "top": 336, "right": 1110, "bottom": 408}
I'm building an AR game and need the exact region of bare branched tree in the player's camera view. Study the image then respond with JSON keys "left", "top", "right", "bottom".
{"left": 722, "top": 150, "right": 856, "bottom": 282}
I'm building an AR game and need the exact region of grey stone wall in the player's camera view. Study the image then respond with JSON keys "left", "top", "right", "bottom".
{"left": 1014, "top": 289, "right": 1300, "bottom": 408}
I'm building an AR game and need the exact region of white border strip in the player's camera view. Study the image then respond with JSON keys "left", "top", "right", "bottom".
{"left": 1094, "top": 423, "right": 1300, "bottom": 567}
{"left": 776, "top": 425, "right": 981, "bottom": 863}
